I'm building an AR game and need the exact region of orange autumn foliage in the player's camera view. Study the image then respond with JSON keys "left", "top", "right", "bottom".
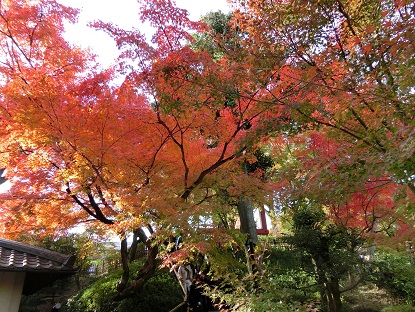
{"left": 0, "top": 0, "right": 414, "bottom": 255}
{"left": 0, "top": 0, "right": 276, "bottom": 243}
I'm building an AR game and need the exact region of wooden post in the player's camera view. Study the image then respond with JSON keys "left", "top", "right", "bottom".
{"left": 256, "top": 207, "right": 269, "bottom": 236}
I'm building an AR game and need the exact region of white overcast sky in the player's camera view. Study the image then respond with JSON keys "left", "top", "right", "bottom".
{"left": 58, "top": 0, "right": 231, "bottom": 67}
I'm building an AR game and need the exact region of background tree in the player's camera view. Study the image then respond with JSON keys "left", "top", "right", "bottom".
{"left": 286, "top": 202, "right": 363, "bottom": 312}
{"left": 262, "top": 128, "right": 415, "bottom": 311}
{"left": 231, "top": 0, "right": 415, "bottom": 192}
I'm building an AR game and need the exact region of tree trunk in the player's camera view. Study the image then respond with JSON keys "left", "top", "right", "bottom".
{"left": 116, "top": 237, "right": 130, "bottom": 293}
{"left": 237, "top": 196, "right": 258, "bottom": 245}
{"left": 114, "top": 228, "right": 159, "bottom": 301}
{"left": 237, "top": 196, "right": 258, "bottom": 274}
{"left": 318, "top": 274, "right": 342, "bottom": 312}
{"left": 329, "top": 277, "right": 342, "bottom": 312}
{"left": 313, "top": 256, "right": 342, "bottom": 312}
{"left": 128, "top": 229, "right": 140, "bottom": 263}
{"left": 238, "top": 160, "right": 258, "bottom": 244}
{"left": 316, "top": 270, "right": 328, "bottom": 311}
{"left": 75, "top": 272, "right": 81, "bottom": 290}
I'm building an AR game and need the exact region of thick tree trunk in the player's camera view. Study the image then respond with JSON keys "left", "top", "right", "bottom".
{"left": 316, "top": 271, "right": 328, "bottom": 310}
{"left": 237, "top": 160, "right": 259, "bottom": 245}
{"left": 329, "top": 277, "right": 342, "bottom": 312}
{"left": 324, "top": 278, "right": 342, "bottom": 312}
{"left": 312, "top": 255, "right": 341, "bottom": 312}
{"left": 237, "top": 196, "right": 258, "bottom": 274}
{"left": 237, "top": 196, "right": 258, "bottom": 245}
{"left": 314, "top": 263, "right": 342, "bottom": 312}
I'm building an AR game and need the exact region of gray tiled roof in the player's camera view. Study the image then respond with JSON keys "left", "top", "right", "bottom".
{"left": 0, "top": 238, "right": 76, "bottom": 272}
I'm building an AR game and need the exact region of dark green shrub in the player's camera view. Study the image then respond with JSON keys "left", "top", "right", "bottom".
{"left": 116, "top": 269, "right": 185, "bottom": 312}
{"left": 66, "top": 272, "right": 117, "bottom": 312}
{"left": 211, "top": 241, "right": 318, "bottom": 311}
{"left": 66, "top": 263, "right": 184, "bottom": 312}
{"left": 371, "top": 249, "right": 415, "bottom": 304}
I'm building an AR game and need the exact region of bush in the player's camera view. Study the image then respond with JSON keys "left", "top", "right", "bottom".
{"left": 116, "top": 270, "right": 185, "bottom": 312}
{"left": 66, "top": 273, "right": 117, "bottom": 312}
{"left": 370, "top": 249, "right": 415, "bottom": 304}
{"left": 206, "top": 241, "right": 319, "bottom": 312}
{"left": 66, "top": 263, "right": 184, "bottom": 312}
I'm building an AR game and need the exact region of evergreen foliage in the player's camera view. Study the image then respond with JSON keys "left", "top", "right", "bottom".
{"left": 370, "top": 249, "right": 415, "bottom": 305}
{"left": 66, "top": 263, "right": 184, "bottom": 312}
